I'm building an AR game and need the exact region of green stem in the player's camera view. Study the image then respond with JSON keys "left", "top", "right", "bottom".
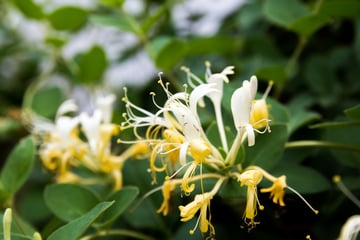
{"left": 79, "top": 229, "right": 155, "bottom": 240}
{"left": 285, "top": 140, "right": 360, "bottom": 152}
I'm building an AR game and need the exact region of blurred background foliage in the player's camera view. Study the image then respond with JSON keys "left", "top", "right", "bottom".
{"left": 0, "top": 0, "right": 360, "bottom": 239}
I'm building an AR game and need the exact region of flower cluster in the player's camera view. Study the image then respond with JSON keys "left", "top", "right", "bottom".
{"left": 29, "top": 93, "right": 149, "bottom": 190}
{"left": 122, "top": 63, "right": 318, "bottom": 237}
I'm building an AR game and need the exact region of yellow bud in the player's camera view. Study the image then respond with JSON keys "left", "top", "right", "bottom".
{"left": 250, "top": 99, "right": 269, "bottom": 129}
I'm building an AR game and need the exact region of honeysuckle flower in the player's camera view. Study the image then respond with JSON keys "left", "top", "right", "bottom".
{"left": 260, "top": 175, "right": 286, "bottom": 206}
{"left": 231, "top": 76, "right": 258, "bottom": 147}
{"left": 338, "top": 215, "right": 360, "bottom": 240}
{"left": 157, "top": 179, "right": 179, "bottom": 216}
{"left": 235, "top": 169, "right": 264, "bottom": 227}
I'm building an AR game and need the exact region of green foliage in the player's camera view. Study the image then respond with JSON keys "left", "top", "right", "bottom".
{"left": 0, "top": 136, "right": 35, "bottom": 194}
{"left": 47, "top": 201, "right": 114, "bottom": 240}
{"left": 48, "top": 7, "right": 88, "bottom": 31}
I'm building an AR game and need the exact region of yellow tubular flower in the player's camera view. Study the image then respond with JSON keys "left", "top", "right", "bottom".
{"left": 260, "top": 175, "right": 287, "bottom": 206}
{"left": 157, "top": 179, "right": 177, "bottom": 216}
{"left": 178, "top": 192, "right": 213, "bottom": 235}
{"left": 236, "top": 169, "right": 264, "bottom": 227}
{"left": 163, "top": 129, "right": 184, "bottom": 165}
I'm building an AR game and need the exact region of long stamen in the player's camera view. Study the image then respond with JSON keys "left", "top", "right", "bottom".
{"left": 333, "top": 175, "right": 360, "bottom": 209}
{"left": 286, "top": 185, "right": 319, "bottom": 214}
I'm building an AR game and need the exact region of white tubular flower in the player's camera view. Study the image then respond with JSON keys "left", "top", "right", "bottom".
{"left": 80, "top": 110, "right": 102, "bottom": 154}
{"left": 338, "top": 215, "right": 360, "bottom": 240}
{"left": 231, "top": 76, "right": 258, "bottom": 147}
{"left": 96, "top": 93, "right": 116, "bottom": 123}
{"left": 55, "top": 116, "right": 80, "bottom": 147}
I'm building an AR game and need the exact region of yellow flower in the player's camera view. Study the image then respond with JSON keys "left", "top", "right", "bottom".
{"left": 249, "top": 81, "right": 273, "bottom": 130}
{"left": 236, "top": 169, "right": 264, "bottom": 227}
{"left": 260, "top": 175, "right": 286, "bottom": 206}
{"left": 157, "top": 180, "right": 177, "bottom": 216}
{"left": 179, "top": 192, "right": 214, "bottom": 234}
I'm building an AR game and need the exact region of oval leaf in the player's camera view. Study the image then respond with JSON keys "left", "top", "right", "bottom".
{"left": 1, "top": 136, "right": 35, "bottom": 193}
{"left": 243, "top": 124, "right": 288, "bottom": 170}
{"left": 48, "top": 201, "right": 114, "bottom": 240}
{"left": 75, "top": 45, "right": 108, "bottom": 84}
{"left": 44, "top": 184, "right": 100, "bottom": 222}
{"left": 13, "top": 0, "right": 44, "bottom": 19}
{"left": 48, "top": 7, "right": 88, "bottom": 31}
{"left": 97, "top": 186, "right": 139, "bottom": 227}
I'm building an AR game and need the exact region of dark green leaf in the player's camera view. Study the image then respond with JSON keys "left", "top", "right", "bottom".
{"left": 324, "top": 124, "right": 360, "bottom": 168}
{"left": 288, "top": 14, "right": 329, "bottom": 36}
{"left": 48, "top": 7, "right": 88, "bottom": 31}
{"left": 13, "top": 0, "right": 44, "bottom": 19}
{"left": 188, "top": 36, "right": 243, "bottom": 55}
{"left": 344, "top": 104, "right": 360, "bottom": 120}
{"left": 75, "top": 45, "right": 108, "bottom": 84}
{"left": 141, "top": 3, "right": 168, "bottom": 34}
{"left": 255, "top": 65, "right": 287, "bottom": 84}
{"left": 47, "top": 201, "right": 114, "bottom": 240}
{"left": 1, "top": 136, "right": 35, "bottom": 193}
{"left": 97, "top": 186, "right": 139, "bottom": 227}
{"left": 44, "top": 184, "right": 100, "bottom": 222}
{"left": 263, "top": 0, "right": 309, "bottom": 28}
{"left": 288, "top": 110, "right": 321, "bottom": 135}
{"left": 243, "top": 124, "right": 288, "bottom": 170}
{"left": 318, "top": 0, "right": 360, "bottom": 18}
{"left": 270, "top": 164, "right": 330, "bottom": 194}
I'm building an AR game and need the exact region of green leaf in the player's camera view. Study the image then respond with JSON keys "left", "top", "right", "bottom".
{"left": 47, "top": 201, "right": 114, "bottom": 240}
{"left": 31, "top": 85, "right": 65, "bottom": 118}
{"left": 243, "top": 124, "right": 288, "bottom": 170}
{"left": 44, "top": 184, "right": 100, "bottom": 222}
{"left": 255, "top": 65, "right": 287, "bottom": 84}
{"left": 268, "top": 97, "right": 290, "bottom": 125}
{"left": 48, "top": 7, "right": 88, "bottom": 31}
{"left": 13, "top": 0, "right": 44, "bottom": 19}
{"left": 344, "top": 104, "right": 360, "bottom": 120}
{"left": 99, "top": 0, "right": 124, "bottom": 7}
{"left": 318, "top": 0, "right": 360, "bottom": 18}
{"left": 323, "top": 124, "right": 360, "bottom": 168}
{"left": 75, "top": 45, "right": 108, "bottom": 84}
{"left": 141, "top": 3, "right": 168, "bottom": 34}
{"left": 288, "top": 14, "right": 329, "bottom": 36}
{"left": 188, "top": 36, "right": 243, "bottom": 55}
{"left": 1, "top": 136, "right": 35, "bottom": 193}
{"left": 90, "top": 14, "right": 137, "bottom": 33}
{"left": 263, "top": 0, "right": 309, "bottom": 28}
{"left": 271, "top": 164, "right": 330, "bottom": 194}
{"left": 97, "top": 186, "right": 139, "bottom": 227}
{"left": 288, "top": 110, "right": 321, "bottom": 135}
{"left": 148, "top": 37, "right": 188, "bottom": 70}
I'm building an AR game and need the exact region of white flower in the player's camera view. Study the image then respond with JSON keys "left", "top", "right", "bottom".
{"left": 231, "top": 75, "right": 258, "bottom": 147}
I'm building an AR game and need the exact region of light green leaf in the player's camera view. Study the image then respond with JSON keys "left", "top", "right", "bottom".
{"left": 44, "top": 184, "right": 100, "bottom": 222}
{"left": 90, "top": 14, "right": 136, "bottom": 33}
{"left": 344, "top": 104, "right": 360, "bottom": 120}
{"left": 31, "top": 85, "right": 65, "bottom": 118}
{"left": 1, "top": 136, "right": 35, "bottom": 193}
{"left": 99, "top": 0, "right": 124, "bottom": 7}
{"left": 243, "top": 124, "right": 288, "bottom": 170}
{"left": 96, "top": 186, "right": 139, "bottom": 227}
{"left": 263, "top": 0, "right": 309, "bottom": 28}
{"left": 13, "top": 0, "right": 44, "bottom": 19}
{"left": 47, "top": 201, "right": 114, "bottom": 240}
{"left": 148, "top": 37, "right": 188, "bottom": 70}
{"left": 48, "top": 7, "right": 88, "bottom": 31}
{"left": 75, "top": 45, "right": 108, "bottom": 84}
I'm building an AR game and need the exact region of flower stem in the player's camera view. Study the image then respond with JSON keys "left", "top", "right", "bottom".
{"left": 79, "top": 229, "right": 155, "bottom": 240}
{"left": 285, "top": 140, "right": 360, "bottom": 152}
